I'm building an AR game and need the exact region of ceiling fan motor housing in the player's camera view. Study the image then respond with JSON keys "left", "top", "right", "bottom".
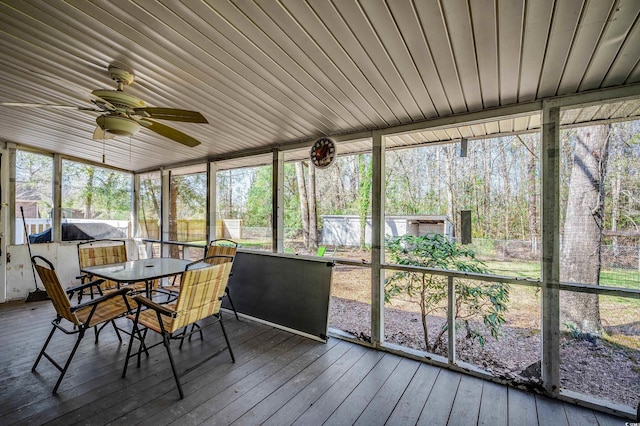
{"left": 96, "top": 115, "right": 140, "bottom": 136}
{"left": 108, "top": 65, "right": 135, "bottom": 86}
{"left": 92, "top": 89, "right": 146, "bottom": 136}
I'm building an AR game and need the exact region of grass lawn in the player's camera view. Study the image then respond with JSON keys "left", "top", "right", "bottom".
{"left": 483, "top": 259, "right": 640, "bottom": 290}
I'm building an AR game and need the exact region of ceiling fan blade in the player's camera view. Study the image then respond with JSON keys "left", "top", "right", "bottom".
{"left": 139, "top": 119, "right": 202, "bottom": 147}
{"left": 0, "top": 102, "right": 93, "bottom": 110}
{"left": 0, "top": 100, "right": 104, "bottom": 113}
{"left": 132, "top": 107, "right": 208, "bottom": 123}
{"left": 93, "top": 126, "right": 115, "bottom": 140}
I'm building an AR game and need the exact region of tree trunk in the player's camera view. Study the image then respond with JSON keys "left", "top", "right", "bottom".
{"left": 358, "top": 154, "right": 372, "bottom": 249}
{"left": 524, "top": 135, "right": 538, "bottom": 254}
{"left": 420, "top": 275, "right": 430, "bottom": 351}
{"left": 84, "top": 167, "right": 94, "bottom": 219}
{"left": 169, "top": 176, "right": 180, "bottom": 258}
{"left": 498, "top": 141, "right": 511, "bottom": 239}
{"left": 482, "top": 145, "right": 491, "bottom": 236}
{"left": 295, "top": 162, "right": 310, "bottom": 249}
{"left": 611, "top": 159, "right": 621, "bottom": 256}
{"left": 227, "top": 170, "right": 232, "bottom": 218}
{"left": 308, "top": 162, "right": 318, "bottom": 250}
{"left": 560, "top": 125, "right": 610, "bottom": 335}
{"left": 444, "top": 146, "right": 457, "bottom": 235}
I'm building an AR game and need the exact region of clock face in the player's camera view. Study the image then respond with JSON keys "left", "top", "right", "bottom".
{"left": 310, "top": 137, "right": 337, "bottom": 169}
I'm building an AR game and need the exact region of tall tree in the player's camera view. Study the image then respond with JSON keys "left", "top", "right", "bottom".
{"left": 295, "top": 162, "right": 310, "bottom": 249}
{"left": 444, "top": 146, "right": 457, "bottom": 235}
{"left": 358, "top": 154, "right": 372, "bottom": 248}
{"left": 245, "top": 166, "right": 272, "bottom": 227}
{"left": 169, "top": 175, "right": 180, "bottom": 258}
{"left": 83, "top": 167, "right": 95, "bottom": 218}
{"left": 308, "top": 163, "right": 318, "bottom": 250}
{"left": 140, "top": 176, "right": 161, "bottom": 239}
{"left": 15, "top": 151, "right": 53, "bottom": 217}
{"left": 560, "top": 125, "right": 610, "bottom": 335}
{"left": 519, "top": 134, "right": 539, "bottom": 252}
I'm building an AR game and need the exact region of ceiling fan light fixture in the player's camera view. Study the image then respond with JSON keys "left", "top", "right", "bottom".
{"left": 96, "top": 115, "right": 140, "bottom": 136}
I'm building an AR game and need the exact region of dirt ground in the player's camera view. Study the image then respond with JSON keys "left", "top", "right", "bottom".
{"left": 329, "top": 265, "right": 640, "bottom": 409}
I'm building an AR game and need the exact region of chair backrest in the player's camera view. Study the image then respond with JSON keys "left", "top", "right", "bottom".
{"left": 77, "top": 239, "right": 127, "bottom": 269}
{"left": 31, "top": 256, "right": 78, "bottom": 325}
{"left": 205, "top": 239, "right": 237, "bottom": 265}
{"left": 170, "top": 258, "right": 233, "bottom": 332}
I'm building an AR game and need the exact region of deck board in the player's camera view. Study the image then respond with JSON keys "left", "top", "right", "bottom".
{"left": 385, "top": 363, "right": 440, "bottom": 425}
{"left": 478, "top": 380, "right": 508, "bottom": 426}
{"left": 287, "top": 349, "right": 384, "bottom": 426}
{"left": 206, "top": 340, "right": 348, "bottom": 425}
{"left": 536, "top": 394, "right": 569, "bottom": 426}
{"left": 143, "top": 332, "right": 304, "bottom": 426}
{"left": 417, "top": 368, "right": 461, "bottom": 425}
{"left": 564, "top": 402, "right": 599, "bottom": 426}
{"left": 235, "top": 342, "right": 365, "bottom": 425}
{"left": 354, "top": 357, "right": 420, "bottom": 425}
{"left": 323, "top": 353, "right": 401, "bottom": 425}
{"left": 0, "top": 300, "right": 630, "bottom": 426}
{"left": 448, "top": 374, "right": 484, "bottom": 426}
{"left": 176, "top": 338, "right": 347, "bottom": 425}
{"left": 507, "top": 387, "right": 539, "bottom": 426}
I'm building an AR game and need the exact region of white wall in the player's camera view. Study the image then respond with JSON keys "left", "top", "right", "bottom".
{"left": 5, "top": 240, "right": 139, "bottom": 301}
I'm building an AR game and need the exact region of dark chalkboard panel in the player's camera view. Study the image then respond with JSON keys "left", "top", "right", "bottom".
{"left": 222, "top": 251, "right": 334, "bottom": 341}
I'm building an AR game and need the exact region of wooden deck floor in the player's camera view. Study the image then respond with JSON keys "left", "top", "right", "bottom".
{"left": 0, "top": 300, "right": 628, "bottom": 426}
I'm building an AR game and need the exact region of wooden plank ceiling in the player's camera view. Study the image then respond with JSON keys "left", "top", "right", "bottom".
{"left": 0, "top": 0, "right": 639, "bottom": 172}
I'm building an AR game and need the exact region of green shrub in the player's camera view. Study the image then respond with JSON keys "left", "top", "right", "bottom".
{"left": 385, "top": 234, "right": 509, "bottom": 352}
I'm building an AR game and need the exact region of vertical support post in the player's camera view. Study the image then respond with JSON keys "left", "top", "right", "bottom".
{"left": 447, "top": 276, "right": 456, "bottom": 364}
{"left": 460, "top": 210, "right": 472, "bottom": 244}
{"left": 272, "top": 148, "right": 284, "bottom": 253}
{"left": 161, "top": 169, "right": 170, "bottom": 259}
{"left": 371, "top": 131, "right": 385, "bottom": 346}
{"left": 208, "top": 161, "right": 217, "bottom": 243}
{"left": 52, "top": 153, "right": 62, "bottom": 243}
{"left": 541, "top": 102, "right": 561, "bottom": 395}
{"left": 0, "top": 144, "right": 10, "bottom": 302}
{"left": 459, "top": 137, "right": 468, "bottom": 157}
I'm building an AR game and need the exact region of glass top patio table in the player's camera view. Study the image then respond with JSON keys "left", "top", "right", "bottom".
{"left": 80, "top": 257, "right": 193, "bottom": 297}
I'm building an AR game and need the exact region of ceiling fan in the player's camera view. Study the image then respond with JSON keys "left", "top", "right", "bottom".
{"left": 0, "top": 65, "right": 208, "bottom": 147}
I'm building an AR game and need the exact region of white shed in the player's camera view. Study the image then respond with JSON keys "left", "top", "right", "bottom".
{"left": 321, "top": 215, "right": 453, "bottom": 247}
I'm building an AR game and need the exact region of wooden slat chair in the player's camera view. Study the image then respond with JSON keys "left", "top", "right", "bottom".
{"left": 163, "top": 239, "right": 239, "bottom": 319}
{"left": 205, "top": 239, "right": 238, "bottom": 319}
{"left": 123, "top": 255, "right": 235, "bottom": 399}
{"left": 31, "top": 255, "right": 133, "bottom": 394}
{"left": 77, "top": 239, "right": 152, "bottom": 302}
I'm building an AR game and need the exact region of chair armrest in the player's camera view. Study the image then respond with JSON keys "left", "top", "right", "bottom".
{"left": 133, "top": 295, "right": 175, "bottom": 317}
{"left": 70, "top": 287, "right": 130, "bottom": 312}
{"left": 65, "top": 279, "right": 106, "bottom": 296}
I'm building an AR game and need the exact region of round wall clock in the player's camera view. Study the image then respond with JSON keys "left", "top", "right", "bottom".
{"left": 310, "top": 137, "right": 337, "bottom": 169}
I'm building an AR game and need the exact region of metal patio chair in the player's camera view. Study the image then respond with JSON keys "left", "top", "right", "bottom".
{"left": 163, "top": 239, "right": 239, "bottom": 319}
{"left": 77, "top": 239, "right": 153, "bottom": 302}
{"left": 123, "top": 255, "right": 235, "bottom": 399}
{"left": 31, "top": 255, "right": 133, "bottom": 394}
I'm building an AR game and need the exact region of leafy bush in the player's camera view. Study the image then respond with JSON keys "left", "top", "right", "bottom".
{"left": 385, "top": 234, "right": 509, "bottom": 352}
